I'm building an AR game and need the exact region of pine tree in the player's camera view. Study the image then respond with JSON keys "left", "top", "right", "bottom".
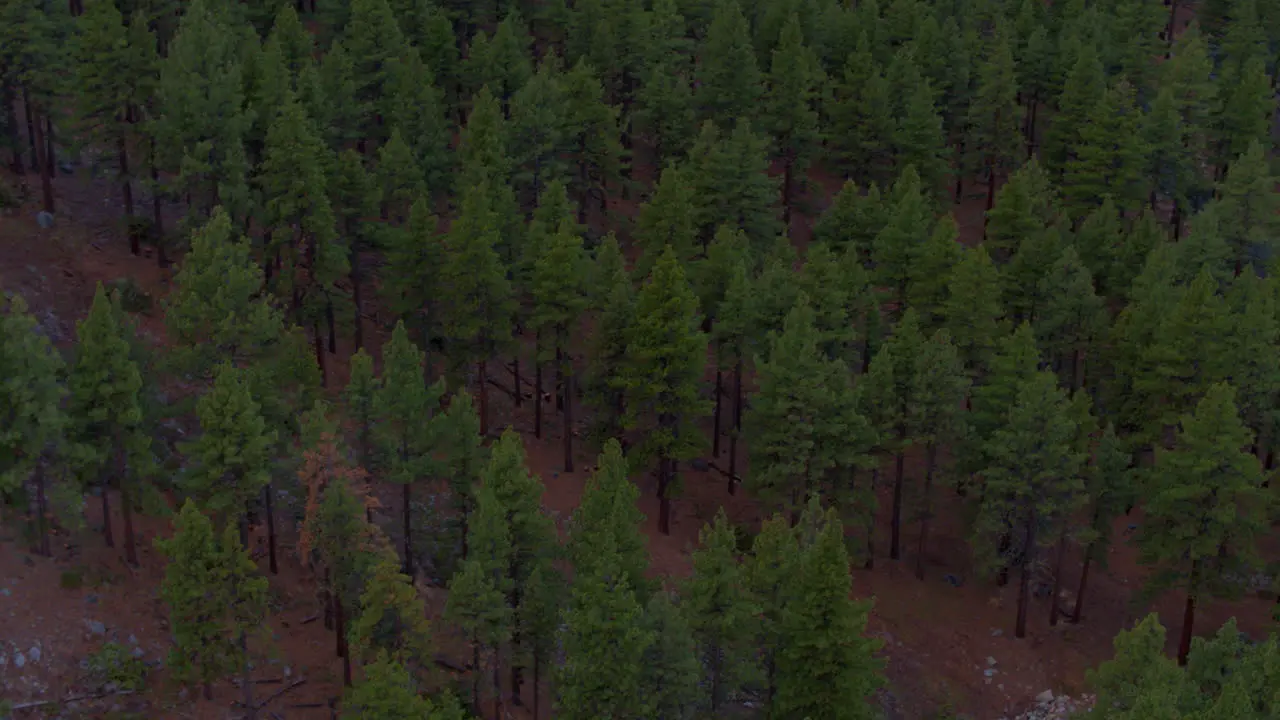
{"left": 639, "top": 592, "right": 701, "bottom": 720}
{"left": 974, "top": 371, "right": 1085, "bottom": 638}
{"left": 1062, "top": 79, "right": 1148, "bottom": 217}
{"left": 695, "top": 0, "right": 761, "bottom": 124}
{"left": 67, "top": 285, "right": 151, "bottom": 565}
{"left": 73, "top": 0, "right": 156, "bottom": 252}
{"left": 894, "top": 77, "right": 950, "bottom": 201}
{"left": 684, "top": 510, "right": 759, "bottom": 710}
{"left": 341, "top": 653, "right": 463, "bottom": 718}
{"left": 774, "top": 502, "right": 884, "bottom": 720}
{"left": 964, "top": 31, "right": 1022, "bottom": 212}
{"left": 746, "top": 294, "right": 875, "bottom": 519}
{"left": 509, "top": 58, "right": 569, "bottom": 208}
{"left": 812, "top": 180, "right": 886, "bottom": 267}
{"left": 1216, "top": 141, "right": 1280, "bottom": 277}
{"left": 1086, "top": 614, "right": 1189, "bottom": 718}
{"left": 152, "top": 0, "right": 251, "bottom": 228}
{"left": 0, "top": 295, "right": 67, "bottom": 557}
{"left": 380, "top": 198, "right": 444, "bottom": 346}
{"left": 872, "top": 167, "right": 934, "bottom": 319}
{"left": 686, "top": 119, "right": 781, "bottom": 257}
{"left": 1214, "top": 56, "right": 1271, "bottom": 171}
{"left": 183, "top": 364, "right": 276, "bottom": 544}
{"left": 373, "top": 321, "right": 445, "bottom": 578}
{"left": 317, "top": 43, "right": 361, "bottom": 150}
{"left": 763, "top": 13, "right": 822, "bottom": 225}
{"left": 634, "top": 164, "right": 699, "bottom": 273}
{"left": 466, "top": 10, "right": 533, "bottom": 113}
{"left": 907, "top": 329, "right": 969, "bottom": 579}
{"left": 584, "top": 236, "right": 635, "bottom": 445}
{"left": 1138, "top": 383, "right": 1269, "bottom": 664}
{"left": 696, "top": 226, "right": 749, "bottom": 456}
{"left": 906, "top": 217, "right": 962, "bottom": 331}
{"left": 439, "top": 389, "right": 486, "bottom": 567}
{"left": 349, "top": 548, "right": 433, "bottom": 665}
{"left": 383, "top": 47, "right": 451, "bottom": 196}
{"left": 561, "top": 59, "right": 624, "bottom": 225}
{"left": 517, "top": 561, "right": 565, "bottom": 720}
{"left": 634, "top": 40, "right": 696, "bottom": 166}
{"left": 619, "top": 247, "right": 709, "bottom": 535}
{"left": 568, "top": 440, "right": 650, "bottom": 597}
{"left": 1070, "top": 423, "right": 1134, "bottom": 623}
{"left": 746, "top": 515, "right": 797, "bottom": 705}
{"left": 1224, "top": 271, "right": 1280, "bottom": 461}
{"left": 530, "top": 221, "right": 589, "bottom": 471}
{"left": 828, "top": 36, "right": 895, "bottom": 186}
{"left": 556, "top": 538, "right": 651, "bottom": 720}
{"left": 342, "top": 0, "right": 406, "bottom": 146}
{"left": 438, "top": 182, "right": 515, "bottom": 434}
{"left": 445, "top": 481, "right": 512, "bottom": 716}
{"left": 158, "top": 499, "right": 268, "bottom": 701}
{"left": 984, "top": 158, "right": 1058, "bottom": 261}
{"left": 164, "top": 208, "right": 283, "bottom": 380}
{"left": 1034, "top": 246, "right": 1107, "bottom": 390}
{"left": 1044, "top": 42, "right": 1105, "bottom": 178}
{"left": 1142, "top": 88, "right": 1198, "bottom": 239}
{"left": 942, "top": 244, "right": 1006, "bottom": 378}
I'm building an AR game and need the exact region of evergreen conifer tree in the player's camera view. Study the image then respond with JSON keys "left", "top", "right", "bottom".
{"left": 746, "top": 515, "right": 797, "bottom": 704}
{"left": 568, "top": 439, "right": 650, "bottom": 597}
{"left": 68, "top": 285, "right": 151, "bottom": 565}
{"left": 584, "top": 236, "right": 635, "bottom": 444}
{"left": 383, "top": 47, "right": 451, "bottom": 196}
{"left": 1216, "top": 141, "right": 1280, "bottom": 277}
{"left": 639, "top": 591, "right": 701, "bottom": 719}
{"left": 158, "top": 500, "right": 268, "bottom": 701}
{"left": 619, "top": 247, "right": 708, "bottom": 535}
{"left": 684, "top": 510, "right": 759, "bottom": 710}
{"left": 634, "top": 164, "right": 699, "bottom": 273}
{"left": 530, "top": 221, "right": 589, "bottom": 471}
{"left": 695, "top": 0, "right": 761, "bottom": 124}
{"left": 342, "top": 0, "right": 406, "bottom": 146}
{"left": 763, "top": 13, "right": 822, "bottom": 225}
{"left": 812, "top": 180, "right": 886, "bottom": 267}
{"left": 942, "top": 244, "right": 1006, "bottom": 378}
{"left": 964, "top": 31, "right": 1022, "bottom": 212}
{"left": 1138, "top": 383, "right": 1269, "bottom": 664}
{"left": 1071, "top": 423, "right": 1134, "bottom": 623}
{"left": 686, "top": 119, "right": 781, "bottom": 257}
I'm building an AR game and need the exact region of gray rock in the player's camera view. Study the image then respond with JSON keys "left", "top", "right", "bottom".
{"left": 1036, "top": 690, "right": 1055, "bottom": 704}
{"left": 131, "top": 647, "right": 144, "bottom": 658}
{"left": 59, "top": 161, "right": 75, "bottom": 175}
{"left": 1, "top": 588, "right": 10, "bottom": 597}
{"left": 991, "top": 628, "right": 1004, "bottom": 637}
{"left": 984, "top": 668, "right": 997, "bottom": 677}
{"left": 690, "top": 457, "right": 710, "bottom": 472}
{"left": 987, "top": 656, "right": 998, "bottom": 666}
{"left": 36, "top": 211, "right": 54, "bottom": 229}
{"left": 86, "top": 593, "right": 98, "bottom": 605}
{"left": 84, "top": 619, "right": 106, "bottom": 636}
{"left": 28, "top": 645, "right": 40, "bottom": 663}
{"left": 128, "top": 634, "right": 138, "bottom": 645}
{"left": 13, "top": 651, "right": 24, "bottom": 668}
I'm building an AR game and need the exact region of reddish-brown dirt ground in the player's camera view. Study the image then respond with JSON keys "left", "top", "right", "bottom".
{"left": 3, "top": 41, "right": 1277, "bottom": 715}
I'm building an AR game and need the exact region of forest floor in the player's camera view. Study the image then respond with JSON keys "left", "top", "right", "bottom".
{"left": 3, "top": 60, "right": 1278, "bottom": 717}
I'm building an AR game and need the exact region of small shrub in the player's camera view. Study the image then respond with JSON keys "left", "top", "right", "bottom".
{"left": 85, "top": 642, "right": 148, "bottom": 692}
{"left": 105, "top": 277, "right": 153, "bottom": 315}
{"left": 59, "top": 570, "right": 84, "bottom": 590}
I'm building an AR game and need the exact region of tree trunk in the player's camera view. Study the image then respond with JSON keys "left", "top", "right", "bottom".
{"left": 533, "top": 655, "right": 541, "bottom": 720}
{"left": 782, "top": 157, "right": 794, "bottom": 228}
{"left": 915, "top": 444, "right": 936, "bottom": 580}
{"left": 492, "top": 648, "right": 503, "bottom": 720}
{"left": 21, "top": 85, "right": 36, "bottom": 169}
{"left": 334, "top": 591, "right": 344, "bottom": 658}
{"left": 203, "top": 681, "right": 213, "bottom": 701}
{"left": 402, "top": 482, "right": 413, "bottom": 578}
{"left": 351, "top": 245, "right": 364, "bottom": 351}
{"left": 326, "top": 300, "right": 337, "bottom": 353}
{"left": 997, "top": 531, "right": 1011, "bottom": 586}
{"left": 513, "top": 354, "right": 523, "bottom": 408}
{"left": 121, "top": 483, "right": 138, "bottom": 567}
{"left": 1071, "top": 546, "right": 1093, "bottom": 623}
{"left": 322, "top": 568, "right": 333, "bottom": 630}
{"left": 866, "top": 468, "right": 878, "bottom": 569}
{"left": 150, "top": 143, "right": 167, "bottom": 268}
{"left": 727, "top": 356, "right": 743, "bottom": 494}
{"left": 1015, "top": 515, "right": 1035, "bottom": 639}
{"left": 658, "top": 456, "right": 672, "bottom": 535}
{"left": 554, "top": 346, "right": 564, "bottom": 412}
{"left": 3, "top": 82, "right": 21, "bottom": 173}
{"left": 119, "top": 135, "right": 137, "bottom": 254}
{"left": 561, "top": 343, "right": 574, "bottom": 472}
{"left": 241, "top": 632, "right": 256, "bottom": 720}
{"left": 1166, "top": 0, "right": 1179, "bottom": 46}
{"left": 534, "top": 350, "right": 543, "bottom": 439}
{"left": 1177, "top": 562, "right": 1198, "bottom": 665}
{"left": 101, "top": 476, "right": 114, "bottom": 548}
{"left": 712, "top": 367, "right": 723, "bottom": 457}
{"left": 263, "top": 483, "right": 277, "bottom": 575}
{"left": 478, "top": 360, "right": 489, "bottom": 436}
{"left": 34, "top": 463, "right": 50, "bottom": 557}
{"left": 1049, "top": 534, "right": 1067, "bottom": 626}
{"left": 32, "top": 107, "right": 53, "bottom": 214}
{"left": 890, "top": 446, "right": 905, "bottom": 560}
{"left": 471, "top": 640, "right": 481, "bottom": 711}
{"left": 313, "top": 321, "right": 327, "bottom": 388}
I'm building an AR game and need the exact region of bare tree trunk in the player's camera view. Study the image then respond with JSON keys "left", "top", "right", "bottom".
{"left": 1177, "top": 562, "right": 1198, "bottom": 665}
{"left": 1015, "top": 516, "right": 1035, "bottom": 639}
{"left": 326, "top": 300, "right": 337, "bottom": 353}
{"left": 1049, "top": 534, "right": 1067, "bottom": 626}
{"left": 21, "top": 85, "right": 36, "bottom": 169}
{"left": 322, "top": 568, "right": 333, "bottom": 630}
{"left": 263, "top": 484, "right": 277, "bottom": 575}
{"left": 119, "top": 135, "right": 137, "bottom": 253}
{"left": 492, "top": 649, "right": 503, "bottom": 720}
{"left": 554, "top": 346, "right": 564, "bottom": 412}
{"left": 3, "top": 82, "right": 21, "bottom": 173}
{"left": 101, "top": 476, "right": 114, "bottom": 548}
{"left": 712, "top": 367, "right": 723, "bottom": 457}
{"left": 561, "top": 341, "right": 574, "bottom": 472}
{"left": 121, "top": 483, "right": 138, "bottom": 566}
{"left": 915, "top": 444, "right": 936, "bottom": 580}
{"left": 351, "top": 246, "right": 365, "bottom": 350}
{"left": 513, "top": 354, "right": 522, "bottom": 408}
{"left": 241, "top": 632, "right": 256, "bottom": 720}
{"left": 150, "top": 141, "right": 167, "bottom": 268}
{"left": 1071, "top": 545, "right": 1093, "bottom": 623}
{"left": 534, "top": 343, "right": 543, "bottom": 439}
{"left": 727, "top": 356, "right": 743, "bottom": 494}
{"left": 658, "top": 456, "right": 672, "bottom": 535}
{"left": 32, "top": 107, "right": 53, "bottom": 214}
{"left": 890, "top": 444, "right": 905, "bottom": 560}
{"left": 34, "top": 463, "right": 50, "bottom": 557}
{"left": 865, "top": 468, "right": 878, "bottom": 569}
{"left": 782, "top": 157, "right": 794, "bottom": 227}
{"left": 533, "top": 656, "right": 541, "bottom": 720}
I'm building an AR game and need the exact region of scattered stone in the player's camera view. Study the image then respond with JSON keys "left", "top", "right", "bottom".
{"left": 1036, "top": 690, "right": 1054, "bottom": 704}
{"left": 1, "top": 588, "right": 10, "bottom": 597}
{"left": 128, "top": 634, "right": 138, "bottom": 645}
{"left": 690, "top": 457, "right": 710, "bottom": 472}
{"left": 283, "top": 665, "right": 292, "bottom": 678}
{"left": 86, "top": 593, "right": 98, "bottom": 605}
{"left": 36, "top": 211, "right": 54, "bottom": 229}
{"left": 14, "top": 651, "right": 24, "bottom": 668}
{"left": 984, "top": 669, "right": 997, "bottom": 678}
{"left": 84, "top": 619, "right": 106, "bottom": 636}
{"left": 991, "top": 628, "right": 1004, "bottom": 637}
{"left": 59, "top": 161, "right": 75, "bottom": 175}
{"left": 987, "top": 656, "right": 998, "bottom": 666}
{"left": 942, "top": 573, "right": 964, "bottom": 587}
{"left": 28, "top": 645, "right": 40, "bottom": 663}
{"left": 132, "top": 647, "right": 144, "bottom": 658}
{"left": 22, "top": 555, "right": 35, "bottom": 568}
